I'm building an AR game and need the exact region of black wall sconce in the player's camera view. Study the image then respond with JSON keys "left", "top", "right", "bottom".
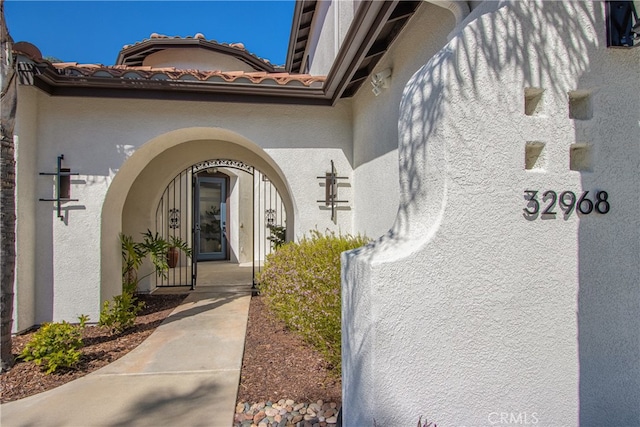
{"left": 39, "top": 154, "right": 79, "bottom": 221}
{"left": 606, "top": 1, "right": 639, "bottom": 47}
{"left": 317, "top": 160, "right": 349, "bottom": 223}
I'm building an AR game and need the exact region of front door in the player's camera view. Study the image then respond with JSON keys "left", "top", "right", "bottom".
{"left": 195, "top": 176, "right": 227, "bottom": 261}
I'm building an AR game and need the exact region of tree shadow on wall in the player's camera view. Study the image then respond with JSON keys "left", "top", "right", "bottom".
{"left": 350, "top": 1, "right": 638, "bottom": 425}
{"left": 393, "top": 2, "right": 638, "bottom": 425}
{"left": 394, "top": 1, "right": 596, "bottom": 239}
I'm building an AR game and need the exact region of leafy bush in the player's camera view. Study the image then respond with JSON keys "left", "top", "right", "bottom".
{"left": 99, "top": 292, "right": 145, "bottom": 334}
{"left": 140, "top": 230, "right": 171, "bottom": 280}
{"left": 115, "top": 230, "right": 187, "bottom": 334}
{"left": 121, "top": 230, "right": 192, "bottom": 293}
{"left": 121, "top": 233, "right": 146, "bottom": 293}
{"left": 257, "top": 230, "right": 368, "bottom": 373}
{"left": 19, "top": 316, "right": 88, "bottom": 374}
{"left": 267, "top": 224, "right": 287, "bottom": 249}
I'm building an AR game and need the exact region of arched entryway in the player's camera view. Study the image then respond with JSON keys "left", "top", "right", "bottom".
{"left": 100, "top": 127, "right": 295, "bottom": 303}
{"left": 154, "top": 159, "right": 287, "bottom": 289}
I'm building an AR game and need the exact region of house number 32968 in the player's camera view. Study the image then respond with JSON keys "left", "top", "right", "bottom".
{"left": 523, "top": 190, "right": 610, "bottom": 216}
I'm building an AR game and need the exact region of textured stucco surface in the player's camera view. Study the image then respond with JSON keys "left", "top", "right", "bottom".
{"left": 307, "top": 0, "right": 357, "bottom": 75}
{"left": 143, "top": 48, "right": 258, "bottom": 72}
{"left": 343, "top": 1, "right": 639, "bottom": 426}
{"left": 351, "top": 2, "right": 454, "bottom": 239}
{"left": 11, "top": 1, "right": 640, "bottom": 423}
{"left": 14, "top": 86, "right": 39, "bottom": 332}
{"left": 14, "top": 96, "right": 353, "bottom": 325}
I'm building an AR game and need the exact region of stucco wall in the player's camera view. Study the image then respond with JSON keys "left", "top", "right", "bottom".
{"left": 343, "top": 1, "right": 639, "bottom": 426}
{"left": 15, "top": 94, "right": 352, "bottom": 326}
{"left": 307, "top": 0, "right": 357, "bottom": 75}
{"left": 229, "top": 169, "right": 251, "bottom": 264}
{"left": 351, "top": 2, "right": 455, "bottom": 238}
{"left": 13, "top": 86, "right": 39, "bottom": 332}
{"left": 143, "top": 48, "right": 258, "bottom": 72}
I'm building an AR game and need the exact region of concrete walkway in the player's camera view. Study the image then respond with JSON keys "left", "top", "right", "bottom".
{"left": 1, "top": 263, "right": 253, "bottom": 427}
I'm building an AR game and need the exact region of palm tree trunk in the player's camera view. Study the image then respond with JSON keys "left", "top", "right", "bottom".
{"left": 0, "top": 0, "right": 17, "bottom": 371}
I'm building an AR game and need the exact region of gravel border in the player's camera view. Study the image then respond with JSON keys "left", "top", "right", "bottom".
{"left": 234, "top": 399, "right": 341, "bottom": 427}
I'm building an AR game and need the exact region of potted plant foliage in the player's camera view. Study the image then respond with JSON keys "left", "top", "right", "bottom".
{"left": 167, "top": 235, "right": 192, "bottom": 268}
{"left": 120, "top": 230, "right": 192, "bottom": 292}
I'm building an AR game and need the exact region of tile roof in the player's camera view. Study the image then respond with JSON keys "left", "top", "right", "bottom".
{"left": 116, "top": 33, "right": 283, "bottom": 72}
{"left": 49, "top": 63, "right": 325, "bottom": 88}
{"left": 13, "top": 40, "right": 325, "bottom": 93}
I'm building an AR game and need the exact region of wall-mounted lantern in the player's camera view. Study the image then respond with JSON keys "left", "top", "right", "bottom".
{"left": 606, "top": 1, "right": 639, "bottom": 47}
{"left": 317, "top": 160, "right": 349, "bottom": 223}
{"left": 371, "top": 68, "right": 392, "bottom": 96}
{"left": 39, "top": 154, "right": 79, "bottom": 221}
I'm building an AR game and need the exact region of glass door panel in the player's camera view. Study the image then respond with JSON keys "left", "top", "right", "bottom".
{"left": 196, "top": 177, "right": 227, "bottom": 261}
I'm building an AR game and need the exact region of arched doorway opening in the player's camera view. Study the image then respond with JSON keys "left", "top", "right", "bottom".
{"left": 101, "top": 127, "right": 295, "bottom": 303}
{"left": 155, "top": 159, "right": 287, "bottom": 289}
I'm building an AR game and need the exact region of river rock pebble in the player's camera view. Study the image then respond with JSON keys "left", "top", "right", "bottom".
{"left": 234, "top": 400, "right": 341, "bottom": 427}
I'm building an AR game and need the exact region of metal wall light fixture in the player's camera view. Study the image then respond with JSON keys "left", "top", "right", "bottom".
{"left": 39, "top": 154, "right": 79, "bottom": 221}
{"left": 317, "top": 160, "right": 349, "bottom": 223}
{"left": 606, "top": 1, "right": 639, "bottom": 47}
{"left": 371, "top": 68, "right": 392, "bottom": 96}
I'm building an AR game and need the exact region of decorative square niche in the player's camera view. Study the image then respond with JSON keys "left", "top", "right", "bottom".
{"left": 525, "top": 142, "right": 546, "bottom": 170}
{"left": 568, "top": 90, "right": 593, "bottom": 120}
{"left": 570, "top": 143, "right": 592, "bottom": 171}
{"left": 524, "top": 88, "right": 544, "bottom": 116}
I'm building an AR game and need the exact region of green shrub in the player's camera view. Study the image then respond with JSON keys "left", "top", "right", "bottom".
{"left": 99, "top": 292, "right": 145, "bottom": 334}
{"left": 121, "top": 230, "right": 192, "bottom": 293}
{"left": 257, "top": 230, "right": 369, "bottom": 373}
{"left": 267, "top": 224, "right": 287, "bottom": 249}
{"left": 20, "top": 317, "right": 87, "bottom": 374}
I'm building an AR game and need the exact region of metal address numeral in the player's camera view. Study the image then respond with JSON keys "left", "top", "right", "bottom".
{"left": 542, "top": 190, "right": 557, "bottom": 215}
{"left": 523, "top": 190, "right": 539, "bottom": 215}
{"left": 595, "top": 191, "right": 610, "bottom": 214}
{"left": 577, "top": 191, "right": 593, "bottom": 214}
{"left": 524, "top": 190, "right": 609, "bottom": 218}
{"left": 558, "top": 191, "right": 576, "bottom": 215}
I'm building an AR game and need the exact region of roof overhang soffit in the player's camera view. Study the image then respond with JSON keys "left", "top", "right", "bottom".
{"left": 323, "top": 0, "right": 421, "bottom": 101}
{"left": 19, "top": 61, "right": 328, "bottom": 105}
{"left": 285, "top": 0, "right": 318, "bottom": 73}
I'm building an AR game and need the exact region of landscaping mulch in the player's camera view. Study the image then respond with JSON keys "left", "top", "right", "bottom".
{"left": 0, "top": 293, "right": 186, "bottom": 403}
{"left": 1, "top": 291, "right": 342, "bottom": 420}
{"left": 236, "top": 295, "right": 341, "bottom": 404}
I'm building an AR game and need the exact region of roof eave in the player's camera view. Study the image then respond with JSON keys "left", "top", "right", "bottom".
{"left": 285, "top": 0, "right": 317, "bottom": 73}
{"left": 15, "top": 0, "right": 422, "bottom": 106}
{"left": 285, "top": 0, "right": 306, "bottom": 71}
{"left": 28, "top": 67, "right": 330, "bottom": 106}
{"left": 323, "top": 1, "right": 398, "bottom": 103}
{"left": 324, "top": 0, "right": 421, "bottom": 103}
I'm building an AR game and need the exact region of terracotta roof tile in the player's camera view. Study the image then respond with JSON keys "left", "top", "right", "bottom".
{"left": 15, "top": 40, "right": 326, "bottom": 95}
{"left": 13, "top": 41, "right": 43, "bottom": 60}
{"left": 122, "top": 33, "right": 274, "bottom": 67}
{"left": 50, "top": 63, "right": 326, "bottom": 88}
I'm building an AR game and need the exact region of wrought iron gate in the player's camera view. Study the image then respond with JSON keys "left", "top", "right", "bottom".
{"left": 155, "top": 159, "right": 286, "bottom": 289}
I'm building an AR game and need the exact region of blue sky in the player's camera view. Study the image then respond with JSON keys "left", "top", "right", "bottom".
{"left": 4, "top": 1, "right": 295, "bottom": 66}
